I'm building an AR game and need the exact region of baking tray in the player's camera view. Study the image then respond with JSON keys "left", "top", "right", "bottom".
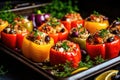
{"left": 0, "top": 41, "right": 120, "bottom": 80}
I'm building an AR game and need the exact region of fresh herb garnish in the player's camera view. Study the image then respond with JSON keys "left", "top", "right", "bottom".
{"left": 41, "top": 55, "right": 105, "bottom": 77}
{"left": 40, "top": 0, "right": 79, "bottom": 19}
{"left": 117, "top": 17, "right": 120, "bottom": 22}
{"left": 93, "top": 10, "right": 100, "bottom": 16}
{"left": 0, "top": 65, "right": 8, "bottom": 76}
{"left": 99, "top": 29, "right": 109, "bottom": 38}
{"left": 47, "top": 17, "right": 60, "bottom": 27}
{"left": 94, "top": 55, "right": 105, "bottom": 64}
{"left": 61, "top": 42, "right": 69, "bottom": 50}
{"left": 0, "top": 1, "right": 17, "bottom": 23}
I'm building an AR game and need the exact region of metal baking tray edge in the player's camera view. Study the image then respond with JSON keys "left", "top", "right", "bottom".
{"left": 0, "top": 42, "right": 120, "bottom": 80}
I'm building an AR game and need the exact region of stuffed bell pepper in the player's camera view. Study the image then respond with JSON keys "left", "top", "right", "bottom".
{"left": 84, "top": 11, "right": 109, "bottom": 34}
{"left": 86, "top": 29, "right": 120, "bottom": 59}
{"left": 68, "top": 25, "right": 90, "bottom": 50}
{"left": 61, "top": 12, "right": 84, "bottom": 32}
{"left": 1, "top": 22, "right": 28, "bottom": 49}
{"left": 14, "top": 17, "right": 33, "bottom": 32}
{"left": 108, "top": 19, "right": 120, "bottom": 51}
{"left": 50, "top": 40, "right": 81, "bottom": 68}
{"left": 0, "top": 19, "right": 8, "bottom": 33}
{"left": 38, "top": 17, "right": 68, "bottom": 43}
{"left": 108, "top": 19, "right": 120, "bottom": 37}
{"left": 22, "top": 30, "right": 54, "bottom": 62}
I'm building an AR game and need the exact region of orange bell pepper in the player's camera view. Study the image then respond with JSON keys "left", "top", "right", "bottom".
{"left": 22, "top": 36, "right": 54, "bottom": 62}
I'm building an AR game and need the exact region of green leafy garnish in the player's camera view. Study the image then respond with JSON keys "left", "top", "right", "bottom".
{"left": 93, "top": 10, "right": 100, "bottom": 16}
{"left": 41, "top": 55, "right": 105, "bottom": 77}
{"left": 47, "top": 17, "right": 60, "bottom": 27}
{"left": 117, "top": 17, "right": 120, "bottom": 22}
{"left": 40, "top": 0, "right": 79, "bottom": 19}
{"left": 99, "top": 29, "right": 109, "bottom": 38}
{"left": 0, "top": 65, "right": 8, "bottom": 76}
{"left": 61, "top": 42, "right": 69, "bottom": 50}
{"left": 94, "top": 55, "right": 105, "bottom": 64}
{"left": 0, "top": 1, "right": 17, "bottom": 23}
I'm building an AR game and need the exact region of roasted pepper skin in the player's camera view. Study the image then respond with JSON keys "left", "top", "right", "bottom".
{"left": 1, "top": 31, "right": 27, "bottom": 49}
{"left": 84, "top": 20, "right": 109, "bottom": 34}
{"left": 22, "top": 36, "right": 54, "bottom": 62}
{"left": 86, "top": 36, "right": 120, "bottom": 59}
{"left": 50, "top": 44, "right": 81, "bottom": 68}
{"left": 0, "top": 21, "right": 8, "bottom": 32}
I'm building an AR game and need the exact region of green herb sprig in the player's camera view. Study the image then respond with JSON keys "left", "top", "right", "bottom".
{"left": 99, "top": 29, "right": 109, "bottom": 38}
{"left": 93, "top": 10, "right": 100, "bottom": 16}
{"left": 41, "top": 0, "right": 79, "bottom": 19}
{"left": 61, "top": 42, "right": 69, "bottom": 51}
{"left": 0, "top": 1, "right": 17, "bottom": 23}
{"left": 117, "top": 17, "right": 120, "bottom": 22}
{"left": 0, "top": 65, "right": 8, "bottom": 76}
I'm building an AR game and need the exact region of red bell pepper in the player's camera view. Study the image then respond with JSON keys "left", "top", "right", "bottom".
{"left": 105, "top": 38, "right": 120, "bottom": 59}
{"left": 86, "top": 41, "right": 106, "bottom": 59}
{"left": 50, "top": 40, "right": 81, "bottom": 68}
{"left": 16, "top": 32, "right": 28, "bottom": 49}
{"left": 71, "top": 20, "right": 84, "bottom": 28}
{"left": 1, "top": 23, "right": 28, "bottom": 50}
{"left": 61, "top": 12, "right": 84, "bottom": 32}
{"left": 1, "top": 32, "right": 16, "bottom": 49}
{"left": 38, "top": 18, "right": 69, "bottom": 43}
{"left": 86, "top": 29, "right": 120, "bottom": 59}
{"left": 1, "top": 31, "right": 27, "bottom": 50}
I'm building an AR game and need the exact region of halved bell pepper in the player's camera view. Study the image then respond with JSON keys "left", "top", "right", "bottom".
{"left": 86, "top": 29, "right": 120, "bottom": 59}
{"left": 38, "top": 18, "right": 69, "bottom": 43}
{"left": 50, "top": 40, "right": 81, "bottom": 68}
{"left": 21, "top": 35, "right": 54, "bottom": 62}
{"left": 0, "top": 19, "right": 8, "bottom": 32}
{"left": 84, "top": 11, "right": 109, "bottom": 34}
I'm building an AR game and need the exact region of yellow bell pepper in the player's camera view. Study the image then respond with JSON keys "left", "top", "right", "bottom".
{"left": 22, "top": 36, "right": 54, "bottom": 62}
{"left": 84, "top": 11, "right": 109, "bottom": 34}
{"left": 0, "top": 20, "right": 8, "bottom": 32}
{"left": 84, "top": 20, "right": 109, "bottom": 34}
